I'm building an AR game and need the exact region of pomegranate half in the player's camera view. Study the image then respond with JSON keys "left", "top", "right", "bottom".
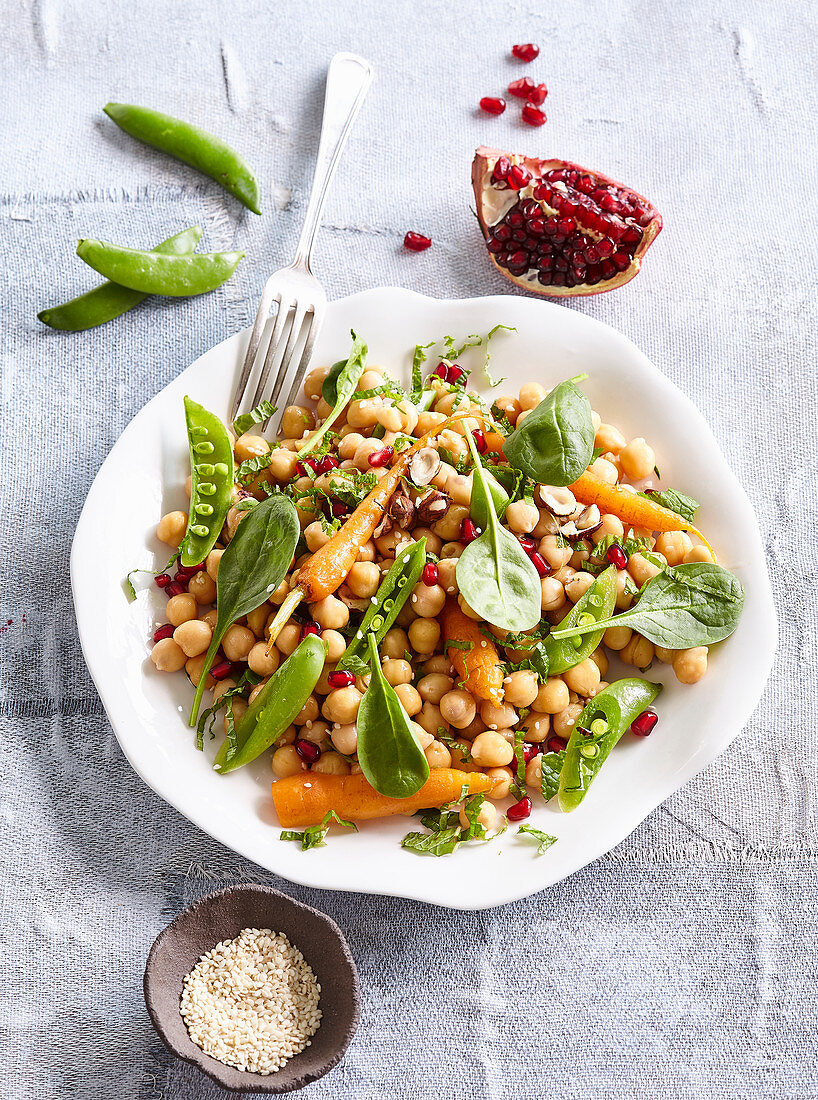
{"left": 472, "top": 146, "right": 662, "bottom": 296}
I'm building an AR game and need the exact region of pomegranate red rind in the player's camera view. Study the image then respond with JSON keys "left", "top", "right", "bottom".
{"left": 472, "top": 146, "right": 662, "bottom": 297}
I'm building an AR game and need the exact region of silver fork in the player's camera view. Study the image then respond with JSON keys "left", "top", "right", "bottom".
{"left": 231, "top": 52, "right": 373, "bottom": 431}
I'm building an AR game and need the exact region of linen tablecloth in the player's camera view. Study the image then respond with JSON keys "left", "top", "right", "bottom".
{"left": 2, "top": 1, "right": 816, "bottom": 1096}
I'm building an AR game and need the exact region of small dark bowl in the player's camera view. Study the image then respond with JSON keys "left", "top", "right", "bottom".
{"left": 144, "top": 884, "right": 360, "bottom": 1093}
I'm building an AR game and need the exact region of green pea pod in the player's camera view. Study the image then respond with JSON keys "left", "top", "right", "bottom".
{"left": 544, "top": 565, "right": 617, "bottom": 674}
{"left": 104, "top": 102, "right": 261, "bottom": 214}
{"left": 38, "top": 226, "right": 203, "bottom": 331}
{"left": 336, "top": 538, "right": 427, "bottom": 672}
{"left": 180, "top": 397, "right": 234, "bottom": 567}
{"left": 214, "top": 635, "right": 326, "bottom": 773}
{"left": 76, "top": 239, "right": 244, "bottom": 296}
{"left": 558, "top": 678, "right": 662, "bottom": 812}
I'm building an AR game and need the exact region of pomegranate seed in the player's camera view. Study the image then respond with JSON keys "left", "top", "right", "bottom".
{"left": 331, "top": 500, "right": 350, "bottom": 517}
{"left": 508, "top": 77, "right": 536, "bottom": 98}
{"left": 367, "top": 445, "right": 394, "bottom": 468}
{"left": 547, "top": 735, "right": 568, "bottom": 754}
{"left": 446, "top": 363, "right": 465, "bottom": 383}
{"left": 176, "top": 562, "right": 205, "bottom": 577}
{"left": 295, "top": 738, "right": 321, "bottom": 764}
{"left": 522, "top": 743, "right": 541, "bottom": 764}
{"left": 521, "top": 103, "right": 546, "bottom": 127}
{"left": 507, "top": 796, "right": 532, "bottom": 821}
{"left": 153, "top": 623, "right": 174, "bottom": 643}
{"left": 526, "top": 83, "right": 548, "bottom": 105}
{"left": 507, "top": 163, "right": 532, "bottom": 191}
{"left": 511, "top": 42, "right": 539, "bottom": 62}
{"left": 155, "top": 573, "right": 172, "bottom": 589}
{"left": 606, "top": 544, "right": 628, "bottom": 569}
{"left": 211, "top": 660, "right": 234, "bottom": 681}
{"left": 631, "top": 709, "right": 658, "bottom": 738}
{"left": 528, "top": 551, "right": 549, "bottom": 577}
{"left": 612, "top": 251, "right": 631, "bottom": 271}
{"left": 460, "top": 518, "right": 479, "bottom": 543}
{"left": 422, "top": 562, "right": 439, "bottom": 586}
{"left": 327, "top": 670, "right": 355, "bottom": 689}
{"left": 165, "top": 580, "right": 185, "bottom": 597}
{"left": 295, "top": 458, "right": 318, "bottom": 477}
{"left": 471, "top": 428, "right": 487, "bottom": 454}
{"left": 404, "top": 231, "right": 432, "bottom": 252}
{"left": 517, "top": 535, "right": 536, "bottom": 552}
{"left": 300, "top": 622, "right": 322, "bottom": 641}
{"left": 317, "top": 454, "right": 339, "bottom": 473}
{"left": 432, "top": 362, "right": 452, "bottom": 382}
{"left": 492, "top": 155, "right": 511, "bottom": 183}
{"left": 479, "top": 96, "right": 506, "bottom": 116}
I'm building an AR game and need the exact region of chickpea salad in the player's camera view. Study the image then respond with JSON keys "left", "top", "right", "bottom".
{"left": 132, "top": 329, "right": 745, "bottom": 856}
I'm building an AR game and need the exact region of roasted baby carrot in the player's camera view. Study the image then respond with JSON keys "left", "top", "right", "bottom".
{"left": 570, "top": 469, "right": 712, "bottom": 548}
{"left": 441, "top": 599, "right": 505, "bottom": 705}
{"left": 271, "top": 768, "right": 493, "bottom": 829}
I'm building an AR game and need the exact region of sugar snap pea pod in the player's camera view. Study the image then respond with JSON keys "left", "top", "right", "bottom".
{"left": 179, "top": 397, "right": 234, "bottom": 567}
{"left": 544, "top": 565, "right": 617, "bottom": 675}
{"left": 103, "top": 102, "right": 261, "bottom": 215}
{"left": 558, "top": 678, "right": 662, "bottom": 812}
{"left": 335, "top": 538, "right": 427, "bottom": 672}
{"left": 76, "top": 239, "right": 244, "bottom": 297}
{"left": 38, "top": 226, "right": 203, "bottom": 331}
{"left": 214, "top": 635, "right": 326, "bottom": 773}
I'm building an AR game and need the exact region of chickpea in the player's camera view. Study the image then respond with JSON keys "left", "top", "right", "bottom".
{"left": 322, "top": 686, "right": 363, "bottom": 724}
{"left": 200, "top": 609, "right": 218, "bottom": 629}
{"left": 243, "top": 605, "right": 267, "bottom": 639}
{"left": 186, "top": 570, "right": 216, "bottom": 605}
{"left": 272, "top": 724, "right": 296, "bottom": 748}
{"left": 346, "top": 398, "right": 381, "bottom": 430}
{"left": 540, "top": 576, "right": 566, "bottom": 613}
{"left": 150, "top": 637, "right": 187, "bottom": 671}
{"left": 457, "top": 715, "right": 486, "bottom": 742}
{"left": 280, "top": 405, "right": 314, "bottom": 439}
{"left": 436, "top": 429, "right": 467, "bottom": 462}
{"left": 375, "top": 529, "right": 411, "bottom": 559}
{"left": 311, "top": 595, "right": 348, "bottom": 632}
{"left": 272, "top": 745, "right": 304, "bottom": 779}
{"left": 518, "top": 381, "right": 547, "bottom": 411}
{"left": 379, "top": 659, "right": 409, "bottom": 687}
{"left": 592, "top": 514, "right": 625, "bottom": 544}
{"left": 310, "top": 752, "right": 348, "bottom": 776}
{"left": 654, "top": 645, "right": 676, "bottom": 664}
{"left": 440, "top": 541, "right": 464, "bottom": 558}
{"left": 484, "top": 766, "right": 515, "bottom": 801}
{"left": 492, "top": 395, "right": 521, "bottom": 425}
{"left": 156, "top": 510, "right": 187, "bottom": 547}
{"left": 303, "top": 364, "right": 330, "bottom": 400}
{"left": 221, "top": 624, "right": 254, "bottom": 663}
{"left": 540, "top": 534, "right": 572, "bottom": 571}
{"left": 434, "top": 559, "right": 457, "bottom": 597}
{"left": 531, "top": 509, "right": 558, "bottom": 539}
{"left": 615, "top": 570, "right": 635, "bottom": 611}
{"left": 619, "top": 437, "right": 655, "bottom": 480}
{"left": 185, "top": 654, "right": 213, "bottom": 688}
{"left": 431, "top": 461, "right": 455, "bottom": 490}
{"left": 417, "top": 673, "right": 454, "bottom": 705}
{"left": 589, "top": 457, "right": 619, "bottom": 485}
{"left": 502, "top": 669, "right": 539, "bottom": 709}
{"left": 394, "top": 683, "right": 423, "bottom": 716}
{"left": 337, "top": 432, "right": 364, "bottom": 461}
{"left": 505, "top": 499, "right": 540, "bottom": 534}
{"left": 331, "top": 723, "right": 358, "bottom": 755}
{"left": 416, "top": 701, "right": 448, "bottom": 737}
{"left": 172, "top": 619, "right": 212, "bottom": 658}
{"left": 245, "top": 641, "right": 277, "bottom": 677}
{"left": 267, "top": 449, "right": 299, "bottom": 483}
{"left": 564, "top": 571, "right": 595, "bottom": 604}
{"left": 417, "top": 410, "right": 447, "bottom": 435}
{"left": 423, "top": 655, "right": 454, "bottom": 677}
{"left": 563, "top": 658, "right": 601, "bottom": 697}
{"left": 301, "top": 521, "right": 329, "bottom": 554}
{"left": 620, "top": 635, "right": 654, "bottom": 669}
{"left": 552, "top": 702, "right": 584, "bottom": 738}
{"left": 343, "top": 561, "right": 379, "bottom": 600}
{"left": 673, "top": 646, "right": 708, "bottom": 684}
{"left": 425, "top": 740, "right": 453, "bottom": 768}
{"left": 533, "top": 677, "right": 570, "bottom": 714}
{"left": 457, "top": 595, "right": 482, "bottom": 621}
{"left": 459, "top": 799, "right": 497, "bottom": 833}
{"left": 651, "top": 530, "right": 691, "bottom": 566}
{"left": 684, "top": 544, "right": 715, "bottom": 564}
{"left": 408, "top": 618, "right": 440, "bottom": 655}
{"left": 204, "top": 549, "right": 223, "bottom": 582}
{"left": 603, "top": 624, "right": 632, "bottom": 651}
{"left": 523, "top": 713, "right": 551, "bottom": 742}
{"left": 212, "top": 678, "right": 236, "bottom": 704}
{"left": 276, "top": 622, "right": 301, "bottom": 657}
{"left": 594, "top": 423, "right": 626, "bottom": 455}
{"left": 471, "top": 730, "right": 514, "bottom": 768}
{"left": 479, "top": 701, "right": 517, "bottom": 731}
{"left": 234, "top": 434, "right": 270, "bottom": 463}
{"left": 439, "top": 689, "right": 476, "bottom": 730}
{"left": 629, "top": 553, "right": 663, "bottom": 588}
{"left": 410, "top": 581, "right": 446, "bottom": 619}
{"left": 432, "top": 503, "right": 469, "bottom": 542}
{"left": 166, "top": 593, "right": 197, "bottom": 627}
{"left": 525, "top": 755, "right": 544, "bottom": 788}
{"left": 380, "top": 628, "right": 409, "bottom": 660}
{"left": 586, "top": 648, "right": 608, "bottom": 679}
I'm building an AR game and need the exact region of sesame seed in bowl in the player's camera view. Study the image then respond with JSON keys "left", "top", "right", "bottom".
{"left": 144, "top": 885, "right": 360, "bottom": 1094}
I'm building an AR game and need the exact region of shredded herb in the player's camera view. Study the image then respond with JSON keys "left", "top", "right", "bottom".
{"left": 482, "top": 323, "right": 515, "bottom": 387}
{"left": 236, "top": 452, "right": 275, "bottom": 484}
{"left": 125, "top": 550, "right": 180, "bottom": 602}
{"left": 402, "top": 790, "right": 492, "bottom": 856}
{"left": 280, "top": 809, "right": 358, "bottom": 851}
{"left": 540, "top": 750, "right": 565, "bottom": 802}
{"left": 517, "top": 824, "right": 558, "bottom": 854}
{"left": 437, "top": 728, "right": 473, "bottom": 762}
{"left": 195, "top": 669, "right": 261, "bottom": 751}
{"left": 639, "top": 487, "right": 700, "bottom": 523}
{"left": 444, "top": 638, "right": 474, "bottom": 655}
{"left": 411, "top": 341, "right": 435, "bottom": 400}
{"left": 232, "top": 400, "right": 276, "bottom": 436}
{"left": 503, "top": 641, "right": 550, "bottom": 683}
{"left": 511, "top": 728, "right": 527, "bottom": 799}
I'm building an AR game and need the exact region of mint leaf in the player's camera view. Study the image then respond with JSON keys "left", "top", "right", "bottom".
{"left": 280, "top": 809, "right": 357, "bottom": 851}
{"left": 639, "top": 487, "right": 700, "bottom": 523}
{"left": 517, "top": 824, "right": 557, "bottom": 854}
{"left": 233, "top": 400, "right": 276, "bottom": 436}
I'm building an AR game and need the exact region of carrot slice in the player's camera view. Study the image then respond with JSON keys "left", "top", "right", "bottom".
{"left": 271, "top": 768, "right": 493, "bottom": 828}
{"left": 441, "top": 599, "right": 504, "bottom": 706}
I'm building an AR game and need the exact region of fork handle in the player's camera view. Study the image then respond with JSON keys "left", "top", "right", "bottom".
{"left": 294, "top": 53, "right": 374, "bottom": 269}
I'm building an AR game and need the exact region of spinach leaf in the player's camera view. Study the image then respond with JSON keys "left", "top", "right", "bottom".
{"left": 301, "top": 331, "right": 367, "bottom": 456}
{"left": 517, "top": 824, "right": 558, "bottom": 854}
{"left": 503, "top": 378, "right": 594, "bottom": 487}
{"left": 232, "top": 399, "right": 276, "bottom": 436}
{"left": 356, "top": 633, "right": 430, "bottom": 798}
{"left": 188, "top": 493, "right": 300, "bottom": 725}
{"left": 468, "top": 449, "right": 510, "bottom": 529}
{"left": 550, "top": 563, "right": 745, "bottom": 648}
{"left": 639, "top": 487, "right": 700, "bottom": 523}
{"left": 321, "top": 360, "right": 346, "bottom": 405}
{"left": 456, "top": 430, "right": 541, "bottom": 632}
{"left": 280, "top": 809, "right": 357, "bottom": 851}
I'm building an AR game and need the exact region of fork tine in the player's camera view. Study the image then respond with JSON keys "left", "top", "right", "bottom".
{"left": 230, "top": 282, "right": 280, "bottom": 420}
{"left": 281, "top": 310, "right": 322, "bottom": 412}
{"left": 250, "top": 300, "right": 296, "bottom": 414}
{"left": 266, "top": 303, "right": 310, "bottom": 413}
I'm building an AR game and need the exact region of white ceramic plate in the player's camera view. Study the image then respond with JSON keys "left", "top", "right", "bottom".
{"left": 71, "top": 289, "right": 777, "bottom": 910}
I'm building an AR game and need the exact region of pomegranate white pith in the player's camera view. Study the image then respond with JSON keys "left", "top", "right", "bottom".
{"left": 472, "top": 146, "right": 662, "bottom": 297}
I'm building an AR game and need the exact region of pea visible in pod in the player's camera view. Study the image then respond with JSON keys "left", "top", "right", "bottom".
{"left": 103, "top": 102, "right": 261, "bottom": 215}
{"left": 179, "top": 397, "right": 234, "bottom": 567}
{"left": 558, "top": 677, "right": 662, "bottom": 811}
{"left": 544, "top": 564, "right": 617, "bottom": 675}
{"left": 76, "top": 239, "right": 244, "bottom": 297}
{"left": 214, "top": 634, "right": 327, "bottom": 773}
{"left": 38, "top": 225, "right": 202, "bottom": 331}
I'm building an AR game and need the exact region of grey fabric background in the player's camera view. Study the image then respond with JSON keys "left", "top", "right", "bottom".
{"left": 2, "top": 0, "right": 816, "bottom": 1096}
